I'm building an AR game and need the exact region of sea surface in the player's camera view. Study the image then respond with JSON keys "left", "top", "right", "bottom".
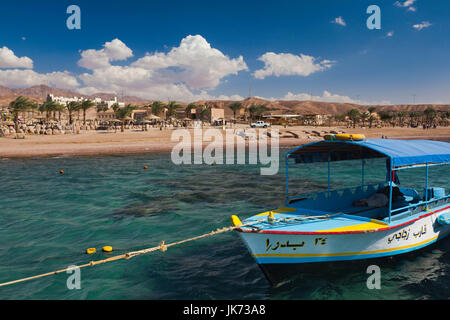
{"left": 0, "top": 149, "right": 449, "bottom": 300}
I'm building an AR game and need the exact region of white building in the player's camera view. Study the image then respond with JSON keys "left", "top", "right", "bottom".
{"left": 48, "top": 94, "right": 124, "bottom": 108}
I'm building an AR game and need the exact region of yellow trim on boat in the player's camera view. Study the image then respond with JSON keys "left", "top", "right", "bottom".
{"left": 255, "top": 207, "right": 297, "bottom": 217}
{"left": 317, "top": 219, "right": 388, "bottom": 233}
{"left": 253, "top": 230, "right": 450, "bottom": 258}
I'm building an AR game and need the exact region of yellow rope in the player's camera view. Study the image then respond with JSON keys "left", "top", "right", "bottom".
{"left": 0, "top": 213, "right": 336, "bottom": 288}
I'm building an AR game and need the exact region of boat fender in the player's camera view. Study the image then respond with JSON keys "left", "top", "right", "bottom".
{"left": 268, "top": 212, "right": 275, "bottom": 224}
{"left": 231, "top": 215, "right": 242, "bottom": 227}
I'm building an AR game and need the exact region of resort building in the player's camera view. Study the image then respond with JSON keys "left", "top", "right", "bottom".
{"left": 48, "top": 94, "right": 125, "bottom": 109}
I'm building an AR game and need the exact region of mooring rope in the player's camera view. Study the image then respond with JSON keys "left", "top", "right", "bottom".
{"left": 0, "top": 213, "right": 337, "bottom": 288}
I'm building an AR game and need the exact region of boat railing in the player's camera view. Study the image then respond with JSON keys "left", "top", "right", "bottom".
{"left": 390, "top": 194, "right": 450, "bottom": 215}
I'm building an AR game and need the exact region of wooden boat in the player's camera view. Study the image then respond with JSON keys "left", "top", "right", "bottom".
{"left": 233, "top": 139, "right": 450, "bottom": 284}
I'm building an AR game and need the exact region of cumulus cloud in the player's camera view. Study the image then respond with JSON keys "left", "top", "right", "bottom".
{"left": 76, "top": 35, "right": 248, "bottom": 101}
{"left": 78, "top": 38, "right": 133, "bottom": 69}
{"left": 413, "top": 21, "right": 431, "bottom": 30}
{"left": 0, "top": 69, "right": 79, "bottom": 89}
{"left": 253, "top": 52, "right": 333, "bottom": 79}
{"left": 0, "top": 46, "right": 33, "bottom": 69}
{"left": 282, "top": 90, "right": 390, "bottom": 105}
{"left": 331, "top": 16, "right": 346, "bottom": 26}
{"left": 131, "top": 35, "right": 248, "bottom": 89}
{"left": 0, "top": 46, "right": 78, "bottom": 88}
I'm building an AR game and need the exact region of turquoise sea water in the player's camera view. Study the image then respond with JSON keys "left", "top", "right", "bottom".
{"left": 0, "top": 149, "right": 449, "bottom": 300}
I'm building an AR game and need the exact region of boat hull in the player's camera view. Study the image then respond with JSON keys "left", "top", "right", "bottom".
{"left": 238, "top": 206, "right": 450, "bottom": 284}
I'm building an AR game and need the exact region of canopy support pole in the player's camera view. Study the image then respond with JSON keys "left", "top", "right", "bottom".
{"left": 285, "top": 155, "right": 289, "bottom": 205}
{"left": 425, "top": 162, "right": 429, "bottom": 209}
{"left": 328, "top": 152, "right": 331, "bottom": 193}
{"left": 361, "top": 159, "right": 365, "bottom": 187}
{"left": 388, "top": 158, "right": 393, "bottom": 224}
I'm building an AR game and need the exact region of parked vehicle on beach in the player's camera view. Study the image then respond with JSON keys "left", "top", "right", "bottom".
{"left": 250, "top": 121, "right": 270, "bottom": 128}
{"left": 231, "top": 135, "right": 450, "bottom": 285}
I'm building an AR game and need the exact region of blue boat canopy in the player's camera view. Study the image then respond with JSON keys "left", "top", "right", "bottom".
{"left": 287, "top": 139, "right": 450, "bottom": 169}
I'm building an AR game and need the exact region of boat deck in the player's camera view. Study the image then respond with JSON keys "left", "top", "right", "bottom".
{"left": 241, "top": 207, "right": 389, "bottom": 234}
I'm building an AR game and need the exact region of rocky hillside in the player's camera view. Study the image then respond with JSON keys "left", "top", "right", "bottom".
{"left": 1, "top": 85, "right": 449, "bottom": 115}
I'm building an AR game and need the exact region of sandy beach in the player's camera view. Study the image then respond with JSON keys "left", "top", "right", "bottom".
{"left": 0, "top": 125, "right": 449, "bottom": 158}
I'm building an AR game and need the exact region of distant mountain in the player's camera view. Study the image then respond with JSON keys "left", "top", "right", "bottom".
{"left": 0, "top": 85, "right": 148, "bottom": 105}
{"left": 1, "top": 85, "right": 449, "bottom": 115}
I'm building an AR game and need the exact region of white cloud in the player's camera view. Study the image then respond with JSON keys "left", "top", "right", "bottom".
{"left": 75, "top": 35, "right": 248, "bottom": 101}
{"left": 0, "top": 69, "right": 79, "bottom": 89}
{"left": 131, "top": 35, "right": 248, "bottom": 89}
{"left": 386, "top": 31, "right": 394, "bottom": 37}
{"left": 331, "top": 16, "right": 346, "bottom": 26}
{"left": 394, "top": 0, "right": 416, "bottom": 7}
{"left": 413, "top": 21, "right": 431, "bottom": 30}
{"left": 0, "top": 46, "right": 33, "bottom": 69}
{"left": 282, "top": 90, "right": 390, "bottom": 105}
{"left": 78, "top": 38, "right": 133, "bottom": 70}
{"left": 395, "top": 0, "right": 417, "bottom": 11}
{"left": 253, "top": 52, "right": 333, "bottom": 79}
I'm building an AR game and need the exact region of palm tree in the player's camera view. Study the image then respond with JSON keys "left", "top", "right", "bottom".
{"left": 229, "top": 102, "right": 243, "bottom": 120}
{"left": 396, "top": 111, "right": 408, "bottom": 127}
{"left": 199, "top": 107, "right": 211, "bottom": 122}
{"left": 408, "top": 111, "right": 421, "bottom": 127}
{"left": 66, "top": 101, "right": 81, "bottom": 124}
{"left": 97, "top": 104, "right": 108, "bottom": 113}
{"left": 80, "top": 99, "right": 96, "bottom": 126}
{"left": 378, "top": 111, "right": 392, "bottom": 127}
{"left": 113, "top": 104, "right": 136, "bottom": 132}
{"left": 185, "top": 103, "right": 197, "bottom": 119}
{"left": 360, "top": 112, "right": 369, "bottom": 127}
{"left": 166, "top": 101, "right": 181, "bottom": 121}
{"left": 53, "top": 102, "right": 65, "bottom": 122}
{"left": 424, "top": 106, "right": 437, "bottom": 126}
{"left": 347, "top": 109, "right": 361, "bottom": 128}
{"left": 248, "top": 104, "right": 258, "bottom": 121}
{"left": 150, "top": 101, "right": 165, "bottom": 117}
{"left": 368, "top": 106, "right": 376, "bottom": 114}
{"left": 368, "top": 114, "right": 376, "bottom": 128}
{"left": 39, "top": 101, "right": 57, "bottom": 122}
{"left": 8, "top": 96, "right": 36, "bottom": 133}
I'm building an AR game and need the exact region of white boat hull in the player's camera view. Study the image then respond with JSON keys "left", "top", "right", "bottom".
{"left": 239, "top": 207, "right": 450, "bottom": 265}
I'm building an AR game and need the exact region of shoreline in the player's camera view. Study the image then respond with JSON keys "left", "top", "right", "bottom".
{"left": 0, "top": 126, "right": 449, "bottom": 159}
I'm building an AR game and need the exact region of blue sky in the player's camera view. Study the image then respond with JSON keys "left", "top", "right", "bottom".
{"left": 0, "top": 0, "right": 449, "bottom": 104}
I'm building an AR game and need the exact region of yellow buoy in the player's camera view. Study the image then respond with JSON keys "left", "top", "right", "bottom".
{"left": 59, "top": 170, "right": 65, "bottom": 175}
{"left": 86, "top": 248, "right": 96, "bottom": 254}
{"left": 324, "top": 134, "right": 365, "bottom": 142}
{"left": 231, "top": 215, "right": 242, "bottom": 227}
{"left": 102, "top": 246, "right": 113, "bottom": 253}
{"left": 144, "top": 165, "right": 148, "bottom": 170}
